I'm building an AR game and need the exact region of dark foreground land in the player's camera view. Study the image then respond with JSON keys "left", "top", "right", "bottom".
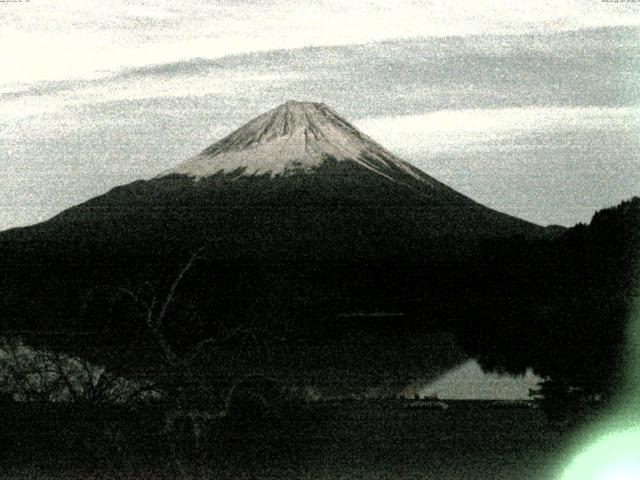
{"left": 0, "top": 400, "right": 589, "bottom": 479}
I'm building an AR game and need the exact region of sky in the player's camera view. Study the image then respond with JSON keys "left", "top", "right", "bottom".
{"left": 1, "top": 1, "right": 639, "bottom": 230}
{"left": 1, "top": 0, "right": 639, "bottom": 399}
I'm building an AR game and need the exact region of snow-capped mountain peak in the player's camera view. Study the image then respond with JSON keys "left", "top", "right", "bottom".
{"left": 161, "top": 100, "right": 434, "bottom": 185}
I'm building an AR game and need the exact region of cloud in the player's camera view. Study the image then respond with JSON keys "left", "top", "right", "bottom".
{"left": 0, "top": 29, "right": 638, "bottom": 230}
{"left": 0, "top": 70, "right": 307, "bottom": 121}
{"left": 357, "top": 107, "right": 640, "bottom": 226}
{"left": 3, "top": 27, "right": 638, "bottom": 120}
{"left": 357, "top": 106, "right": 639, "bottom": 154}
{"left": 1, "top": 0, "right": 639, "bottom": 84}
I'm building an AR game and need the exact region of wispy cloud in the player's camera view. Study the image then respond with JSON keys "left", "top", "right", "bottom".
{"left": 358, "top": 107, "right": 640, "bottom": 226}
{"left": 3, "top": 27, "right": 638, "bottom": 119}
{"left": 358, "top": 107, "right": 639, "bottom": 154}
{"left": 2, "top": 0, "right": 639, "bottom": 84}
{"left": 0, "top": 27, "right": 638, "bottom": 230}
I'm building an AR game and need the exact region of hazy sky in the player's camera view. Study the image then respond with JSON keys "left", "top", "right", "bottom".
{"left": 1, "top": 1, "right": 639, "bottom": 231}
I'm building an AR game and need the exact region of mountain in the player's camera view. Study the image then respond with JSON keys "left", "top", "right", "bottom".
{"left": 164, "top": 100, "right": 541, "bottom": 235}
{"left": 165, "top": 100, "right": 441, "bottom": 180}
{"left": 16, "top": 101, "right": 543, "bottom": 257}
{"left": 0, "top": 101, "right": 551, "bottom": 383}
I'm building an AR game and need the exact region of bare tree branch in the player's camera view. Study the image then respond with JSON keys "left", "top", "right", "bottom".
{"left": 156, "top": 246, "right": 208, "bottom": 331}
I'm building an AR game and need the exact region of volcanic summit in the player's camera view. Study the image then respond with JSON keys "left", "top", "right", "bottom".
{"left": 0, "top": 101, "right": 547, "bottom": 374}
{"left": 164, "top": 100, "right": 448, "bottom": 191}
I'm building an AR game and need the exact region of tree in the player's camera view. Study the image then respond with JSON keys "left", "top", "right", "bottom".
{"left": 0, "top": 336, "right": 161, "bottom": 464}
{"left": 456, "top": 197, "right": 640, "bottom": 417}
{"left": 0, "top": 336, "right": 149, "bottom": 404}
{"left": 90, "top": 245, "right": 279, "bottom": 473}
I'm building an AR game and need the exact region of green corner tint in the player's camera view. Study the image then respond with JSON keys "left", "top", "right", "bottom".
{"left": 561, "top": 429, "right": 640, "bottom": 480}
{"left": 560, "top": 272, "right": 640, "bottom": 479}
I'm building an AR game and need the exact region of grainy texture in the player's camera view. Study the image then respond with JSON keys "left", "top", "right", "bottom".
{"left": 1, "top": 2, "right": 638, "bottom": 479}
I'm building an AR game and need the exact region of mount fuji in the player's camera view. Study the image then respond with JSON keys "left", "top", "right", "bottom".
{"left": 163, "top": 100, "right": 531, "bottom": 225}
{"left": 165, "top": 100, "right": 457, "bottom": 187}
{"left": 0, "top": 101, "right": 551, "bottom": 378}
{"left": 5, "top": 101, "right": 546, "bottom": 263}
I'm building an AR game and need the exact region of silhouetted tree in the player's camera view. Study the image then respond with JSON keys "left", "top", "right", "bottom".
{"left": 89, "top": 245, "right": 283, "bottom": 473}
{"left": 456, "top": 197, "right": 640, "bottom": 415}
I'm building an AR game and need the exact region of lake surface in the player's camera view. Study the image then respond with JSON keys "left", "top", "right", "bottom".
{"left": 0, "top": 400, "right": 589, "bottom": 479}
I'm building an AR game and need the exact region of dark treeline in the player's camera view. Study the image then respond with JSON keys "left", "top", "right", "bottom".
{"left": 0, "top": 170, "right": 636, "bottom": 400}
{"left": 455, "top": 197, "right": 639, "bottom": 402}
{"left": 0, "top": 167, "right": 543, "bottom": 390}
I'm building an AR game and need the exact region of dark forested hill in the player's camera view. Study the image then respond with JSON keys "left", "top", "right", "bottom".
{"left": 1, "top": 102, "right": 633, "bottom": 399}
{"left": 455, "top": 197, "right": 640, "bottom": 400}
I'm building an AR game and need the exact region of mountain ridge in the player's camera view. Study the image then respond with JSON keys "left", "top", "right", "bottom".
{"left": 0, "top": 101, "right": 557, "bottom": 381}
{"left": 160, "top": 101, "right": 473, "bottom": 204}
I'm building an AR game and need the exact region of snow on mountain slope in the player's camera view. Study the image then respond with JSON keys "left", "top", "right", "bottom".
{"left": 161, "top": 100, "right": 449, "bottom": 193}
